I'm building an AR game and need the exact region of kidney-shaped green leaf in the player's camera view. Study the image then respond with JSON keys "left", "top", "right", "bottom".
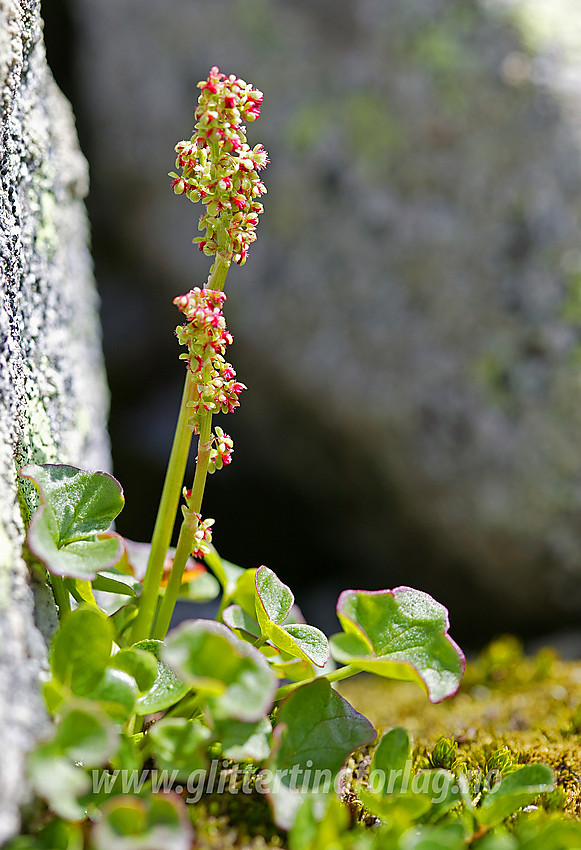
{"left": 51, "top": 607, "right": 113, "bottom": 696}
{"left": 478, "top": 763, "right": 555, "bottom": 826}
{"left": 31, "top": 524, "right": 124, "bottom": 580}
{"left": 222, "top": 604, "right": 261, "bottom": 640}
{"left": 55, "top": 702, "right": 118, "bottom": 766}
{"left": 21, "top": 464, "right": 125, "bottom": 580}
{"left": 21, "top": 464, "right": 124, "bottom": 542}
{"left": 28, "top": 745, "right": 91, "bottom": 822}
{"left": 109, "top": 647, "right": 158, "bottom": 693}
{"left": 254, "top": 568, "right": 329, "bottom": 668}
{"left": 266, "top": 678, "right": 376, "bottom": 829}
{"left": 368, "top": 727, "right": 411, "bottom": 796}
{"left": 89, "top": 668, "right": 138, "bottom": 722}
{"left": 132, "top": 640, "right": 189, "bottom": 716}
{"left": 91, "top": 793, "right": 192, "bottom": 850}
{"left": 163, "top": 620, "right": 277, "bottom": 722}
{"left": 255, "top": 566, "right": 294, "bottom": 625}
{"left": 274, "top": 678, "right": 376, "bottom": 781}
{"left": 330, "top": 588, "right": 465, "bottom": 703}
{"left": 148, "top": 717, "right": 210, "bottom": 780}
{"left": 216, "top": 716, "right": 272, "bottom": 761}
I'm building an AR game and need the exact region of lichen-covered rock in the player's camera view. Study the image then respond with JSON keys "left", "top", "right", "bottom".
{"left": 0, "top": 0, "right": 110, "bottom": 840}
{"left": 69, "top": 0, "right": 581, "bottom": 638}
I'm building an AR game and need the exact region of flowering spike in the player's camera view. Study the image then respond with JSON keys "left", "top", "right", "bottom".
{"left": 174, "top": 287, "right": 245, "bottom": 433}
{"left": 170, "top": 67, "right": 268, "bottom": 266}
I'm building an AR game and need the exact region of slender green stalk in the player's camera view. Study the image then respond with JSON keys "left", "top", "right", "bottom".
{"left": 151, "top": 254, "right": 232, "bottom": 640}
{"left": 152, "top": 410, "right": 214, "bottom": 639}
{"left": 274, "top": 664, "right": 358, "bottom": 702}
{"left": 130, "top": 371, "right": 197, "bottom": 643}
{"left": 207, "top": 253, "right": 230, "bottom": 291}
{"left": 50, "top": 574, "right": 71, "bottom": 619}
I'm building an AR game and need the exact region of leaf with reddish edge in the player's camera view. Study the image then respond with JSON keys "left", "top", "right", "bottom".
{"left": 329, "top": 587, "right": 465, "bottom": 703}
{"left": 20, "top": 464, "right": 125, "bottom": 580}
{"left": 255, "top": 566, "right": 293, "bottom": 624}
{"left": 20, "top": 464, "right": 124, "bottom": 541}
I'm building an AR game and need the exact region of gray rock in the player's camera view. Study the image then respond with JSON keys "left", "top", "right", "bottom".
{"left": 69, "top": 0, "right": 581, "bottom": 638}
{"left": 0, "top": 0, "right": 110, "bottom": 839}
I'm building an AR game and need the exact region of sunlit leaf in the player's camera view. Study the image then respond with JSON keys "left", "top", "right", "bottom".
{"left": 28, "top": 745, "right": 90, "bottom": 822}
{"left": 21, "top": 465, "right": 125, "bottom": 580}
{"left": 163, "top": 620, "right": 277, "bottom": 722}
{"left": 477, "top": 764, "right": 555, "bottom": 826}
{"left": 133, "top": 639, "right": 189, "bottom": 716}
{"left": 222, "top": 604, "right": 261, "bottom": 639}
{"left": 20, "top": 464, "right": 124, "bottom": 542}
{"left": 109, "top": 647, "right": 158, "bottom": 693}
{"left": 51, "top": 607, "right": 113, "bottom": 696}
{"left": 255, "top": 567, "right": 329, "bottom": 668}
{"left": 54, "top": 702, "right": 118, "bottom": 765}
{"left": 255, "top": 566, "right": 293, "bottom": 624}
{"left": 266, "top": 678, "right": 376, "bottom": 829}
{"left": 90, "top": 668, "right": 138, "bottom": 721}
{"left": 330, "top": 588, "right": 465, "bottom": 703}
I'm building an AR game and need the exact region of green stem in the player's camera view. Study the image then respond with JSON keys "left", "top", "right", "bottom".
{"left": 130, "top": 372, "right": 197, "bottom": 643}
{"left": 152, "top": 410, "right": 214, "bottom": 640}
{"left": 127, "top": 714, "right": 143, "bottom": 736}
{"left": 274, "top": 664, "right": 359, "bottom": 702}
{"left": 50, "top": 574, "right": 71, "bottom": 619}
{"left": 165, "top": 692, "right": 204, "bottom": 719}
{"left": 207, "top": 253, "right": 230, "bottom": 291}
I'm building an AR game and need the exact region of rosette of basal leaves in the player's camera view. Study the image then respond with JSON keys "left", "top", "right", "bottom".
{"left": 330, "top": 588, "right": 465, "bottom": 703}
{"left": 223, "top": 566, "right": 329, "bottom": 669}
{"left": 20, "top": 464, "right": 125, "bottom": 581}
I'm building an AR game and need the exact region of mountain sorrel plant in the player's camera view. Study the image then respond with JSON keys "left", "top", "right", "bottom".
{"left": 19, "top": 66, "right": 558, "bottom": 849}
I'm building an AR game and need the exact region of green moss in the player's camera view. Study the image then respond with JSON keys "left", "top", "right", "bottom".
{"left": 340, "top": 636, "right": 581, "bottom": 817}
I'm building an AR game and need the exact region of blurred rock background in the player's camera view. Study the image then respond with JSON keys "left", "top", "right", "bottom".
{"left": 42, "top": 0, "right": 581, "bottom": 647}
